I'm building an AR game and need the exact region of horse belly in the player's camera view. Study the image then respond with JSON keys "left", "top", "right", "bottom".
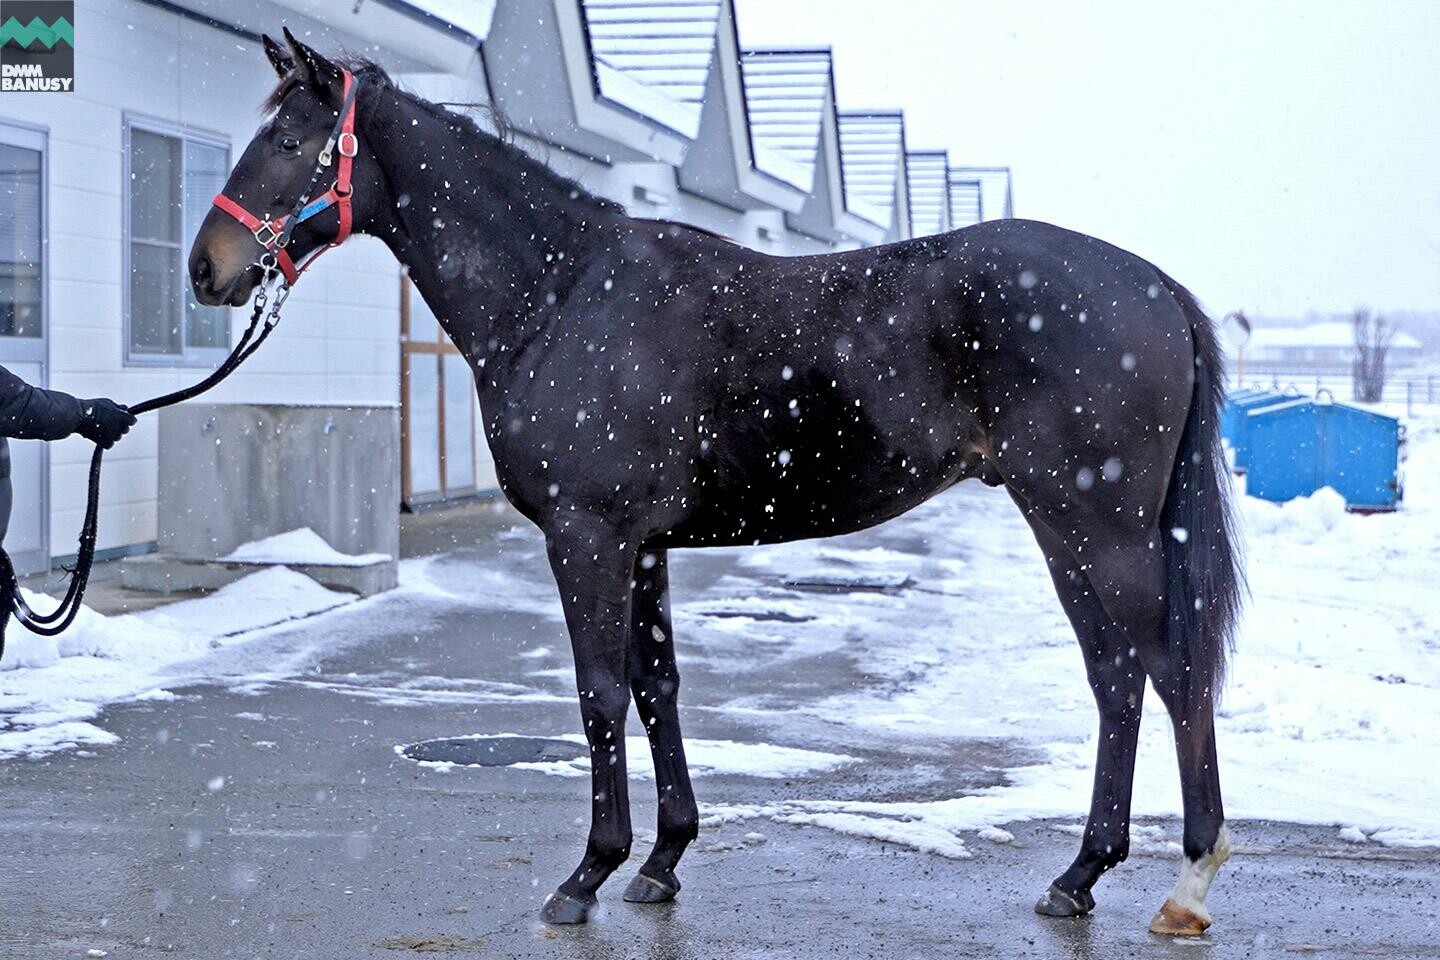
{"left": 659, "top": 411, "right": 975, "bottom": 548}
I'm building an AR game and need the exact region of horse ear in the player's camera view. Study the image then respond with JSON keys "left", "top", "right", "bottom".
{"left": 282, "top": 26, "right": 343, "bottom": 100}
{"left": 261, "top": 34, "right": 294, "bottom": 79}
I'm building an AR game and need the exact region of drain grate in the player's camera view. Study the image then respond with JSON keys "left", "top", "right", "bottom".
{"left": 403, "top": 736, "right": 586, "bottom": 767}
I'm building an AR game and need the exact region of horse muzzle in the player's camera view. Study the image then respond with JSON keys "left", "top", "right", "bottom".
{"left": 188, "top": 215, "right": 264, "bottom": 307}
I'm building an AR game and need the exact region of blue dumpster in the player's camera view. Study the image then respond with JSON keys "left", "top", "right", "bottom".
{"left": 1221, "top": 388, "right": 1272, "bottom": 446}
{"left": 1245, "top": 398, "right": 1402, "bottom": 511}
{"left": 1222, "top": 389, "right": 1290, "bottom": 472}
{"left": 1320, "top": 403, "right": 1403, "bottom": 512}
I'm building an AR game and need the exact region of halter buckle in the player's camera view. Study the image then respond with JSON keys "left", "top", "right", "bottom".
{"left": 253, "top": 220, "right": 281, "bottom": 248}
{"left": 337, "top": 132, "right": 358, "bottom": 158}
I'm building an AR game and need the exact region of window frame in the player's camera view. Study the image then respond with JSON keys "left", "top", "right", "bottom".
{"left": 122, "top": 114, "right": 232, "bottom": 368}
{"left": 0, "top": 119, "right": 48, "bottom": 357}
{"left": 0, "top": 117, "right": 51, "bottom": 575}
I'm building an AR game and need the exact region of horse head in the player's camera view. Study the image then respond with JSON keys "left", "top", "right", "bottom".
{"left": 188, "top": 29, "right": 383, "bottom": 305}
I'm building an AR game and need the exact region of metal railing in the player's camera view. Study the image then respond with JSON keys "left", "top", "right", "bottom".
{"left": 1231, "top": 369, "right": 1438, "bottom": 413}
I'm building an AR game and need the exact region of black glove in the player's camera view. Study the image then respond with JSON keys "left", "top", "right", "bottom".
{"left": 77, "top": 399, "right": 137, "bottom": 449}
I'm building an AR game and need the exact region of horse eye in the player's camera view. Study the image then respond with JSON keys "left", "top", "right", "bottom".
{"left": 279, "top": 135, "right": 301, "bottom": 153}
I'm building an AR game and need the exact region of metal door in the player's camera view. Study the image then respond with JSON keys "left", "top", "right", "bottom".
{"left": 0, "top": 121, "right": 48, "bottom": 574}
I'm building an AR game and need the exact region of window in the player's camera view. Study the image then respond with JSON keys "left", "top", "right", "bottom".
{"left": 124, "top": 118, "right": 229, "bottom": 365}
{"left": 0, "top": 136, "right": 43, "bottom": 340}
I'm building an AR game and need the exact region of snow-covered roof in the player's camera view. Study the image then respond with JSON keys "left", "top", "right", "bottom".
{"left": 948, "top": 174, "right": 983, "bottom": 227}
{"left": 1248, "top": 322, "right": 1422, "bottom": 351}
{"left": 578, "top": 0, "right": 719, "bottom": 137}
{"left": 906, "top": 150, "right": 949, "bottom": 237}
{"left": 740, "top": 48, "right": 831, "bottom": 191}
{"left": 838, "top": 111, "right": 906, "bottom": 229}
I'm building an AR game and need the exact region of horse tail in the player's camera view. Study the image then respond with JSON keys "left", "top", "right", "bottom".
{"left": 1154, "top": 271, "right": 1245, "bottom": 717}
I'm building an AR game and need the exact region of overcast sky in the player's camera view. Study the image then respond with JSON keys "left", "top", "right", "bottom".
{"left": 736, "top": 0, "right": 1440, "bottom": 318}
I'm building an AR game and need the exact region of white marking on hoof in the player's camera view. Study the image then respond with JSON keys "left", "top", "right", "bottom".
{"left": 1150, "top": 824, "right": 1230, "bottom": 935}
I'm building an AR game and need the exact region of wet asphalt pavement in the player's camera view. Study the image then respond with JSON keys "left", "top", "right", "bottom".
{"left": 3, "top": 498, "right": 1438, "bottom": 959}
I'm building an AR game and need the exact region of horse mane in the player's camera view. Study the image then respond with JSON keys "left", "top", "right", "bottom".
{"left": 262, "top": 56, "right": 623, "bottom": 216}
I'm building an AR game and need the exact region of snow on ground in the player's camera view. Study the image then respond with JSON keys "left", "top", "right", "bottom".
{"left": 221, "top": 528, "right": 392, "bottom": 566}
{"left": 678, "top": 405, "right": 1440, "bottom": 855}
{"left": 0, "top": 568, "right": 355, "bottom": 760}
{"left": 396, "top": 733, "right": 856, "bottom": 780}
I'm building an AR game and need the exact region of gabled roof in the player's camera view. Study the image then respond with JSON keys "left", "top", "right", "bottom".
{"left": 740, "top": 48, "right": 831, "bottom": 191}
{"left": 399, "top": 0, "right": 498, "bottom": 41}
{"left": 948, "top": 174, "right": 984, "bottom": 227}
{"left": 783, "top": 56, "right": 881, "bottom": 247}
{"left": 906, "top": 151, "right": 950, "bottom": 237}
{"left": 576, "top": 0, "right": 724, "bottom": 137}
{"left": 838, "top": 111, "right": 909, "bottom": 238}
{"left": 950, "top": 165, "right": 1015, "bottom": 223}
{"left": 484, "top": 0, "right": 696, "bottom": 164}
{"left": 579, "top": 0, "right": 721, "bottom": 107}
{"left": 674, "top": 0, "right": 809, "bottom": 212}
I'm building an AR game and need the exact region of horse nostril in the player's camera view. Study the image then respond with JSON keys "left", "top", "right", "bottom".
{"left": 194, "top": 254, "right": 214, "bottom": 289}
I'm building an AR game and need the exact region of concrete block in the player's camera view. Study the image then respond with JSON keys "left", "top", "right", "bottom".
{"left": 136, "top": 403, "right": 401, "bottom": 597}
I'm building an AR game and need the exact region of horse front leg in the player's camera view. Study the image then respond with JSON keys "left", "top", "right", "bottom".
{"left": 621, "top": 549, "right": 699, "bottom": 903}
{"left": 539, "top": 516, "right": 639, "bottom": 925}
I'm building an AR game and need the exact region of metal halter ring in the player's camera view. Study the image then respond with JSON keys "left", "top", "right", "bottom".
{"left": 253, "top": 220, "right": 282, "bottom": 247}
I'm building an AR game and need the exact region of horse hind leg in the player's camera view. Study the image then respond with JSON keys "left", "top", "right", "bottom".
{"left": 1019, "top": 512, "right": 1147, "bottom": 919}
{"left": 1082, "top": 536, "right": 1230, "bottom": 937}
{"left": 621, "top": 549, "right": 699, "bottom": 903}
{"left": 1140, "top": 652, "right": 1229, "bottom": 935}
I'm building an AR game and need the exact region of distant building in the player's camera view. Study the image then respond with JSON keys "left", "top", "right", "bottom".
{"left": 1233, "top": 321, "right": 1424, "bottom": 371}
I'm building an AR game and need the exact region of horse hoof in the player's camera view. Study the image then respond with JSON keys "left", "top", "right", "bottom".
{"left": 1148, "top": 898, "right": 1211, "bottom": 936}
{"left": 1034, "top": 883, "right": 1094, "bottom": 918}
{"left": 623, "top": 872, "right": 680, "bottom": 903}
{"left": 540, "top": 891, "right": 594, "bottom": 925}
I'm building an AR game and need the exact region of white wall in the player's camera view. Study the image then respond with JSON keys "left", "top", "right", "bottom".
{"left": 0, "top": 0, "right": 405, "bottom": 554}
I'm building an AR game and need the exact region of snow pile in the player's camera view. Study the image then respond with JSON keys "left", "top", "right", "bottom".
{"left": 1239, "top": 484, "right": 1347, "bottom": 541}
{"left": 221, "top": 528, "right": 391, "bottom": 567}
{"left": 1, "top": 568, "right": 354, "bottom": 760}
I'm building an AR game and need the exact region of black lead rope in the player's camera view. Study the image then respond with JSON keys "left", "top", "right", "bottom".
{"left": 0, "top": 279, "right": 290, "bottom": 655}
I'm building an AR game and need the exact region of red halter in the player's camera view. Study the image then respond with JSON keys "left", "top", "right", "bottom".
{"left": 212, "top": 69, "right": 360, "bottom": 285}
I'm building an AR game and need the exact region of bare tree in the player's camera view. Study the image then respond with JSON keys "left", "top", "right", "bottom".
{"left": 1351, "top": 307, "right": 1397, "bottom": 403}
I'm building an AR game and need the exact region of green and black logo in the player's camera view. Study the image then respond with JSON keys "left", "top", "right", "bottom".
{"left": 2, "top": 1, "right": 74, "bottom": 92}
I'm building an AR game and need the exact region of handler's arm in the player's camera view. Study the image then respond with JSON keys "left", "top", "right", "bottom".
{"left": 0, "top": 365, "right": 84, "bottom": 441}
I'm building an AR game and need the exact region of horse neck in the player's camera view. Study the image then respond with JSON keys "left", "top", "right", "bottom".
{"left": 361, "top": 88, "right": 620, "bottom": 357}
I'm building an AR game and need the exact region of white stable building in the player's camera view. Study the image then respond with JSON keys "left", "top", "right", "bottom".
{"left": 0, "top": 0, "right": 1013, "bottom": 581}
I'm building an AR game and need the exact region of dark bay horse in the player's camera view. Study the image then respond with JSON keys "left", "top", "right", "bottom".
{"left": 189, "top": 33, "right": 1243, "bottom": 937}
